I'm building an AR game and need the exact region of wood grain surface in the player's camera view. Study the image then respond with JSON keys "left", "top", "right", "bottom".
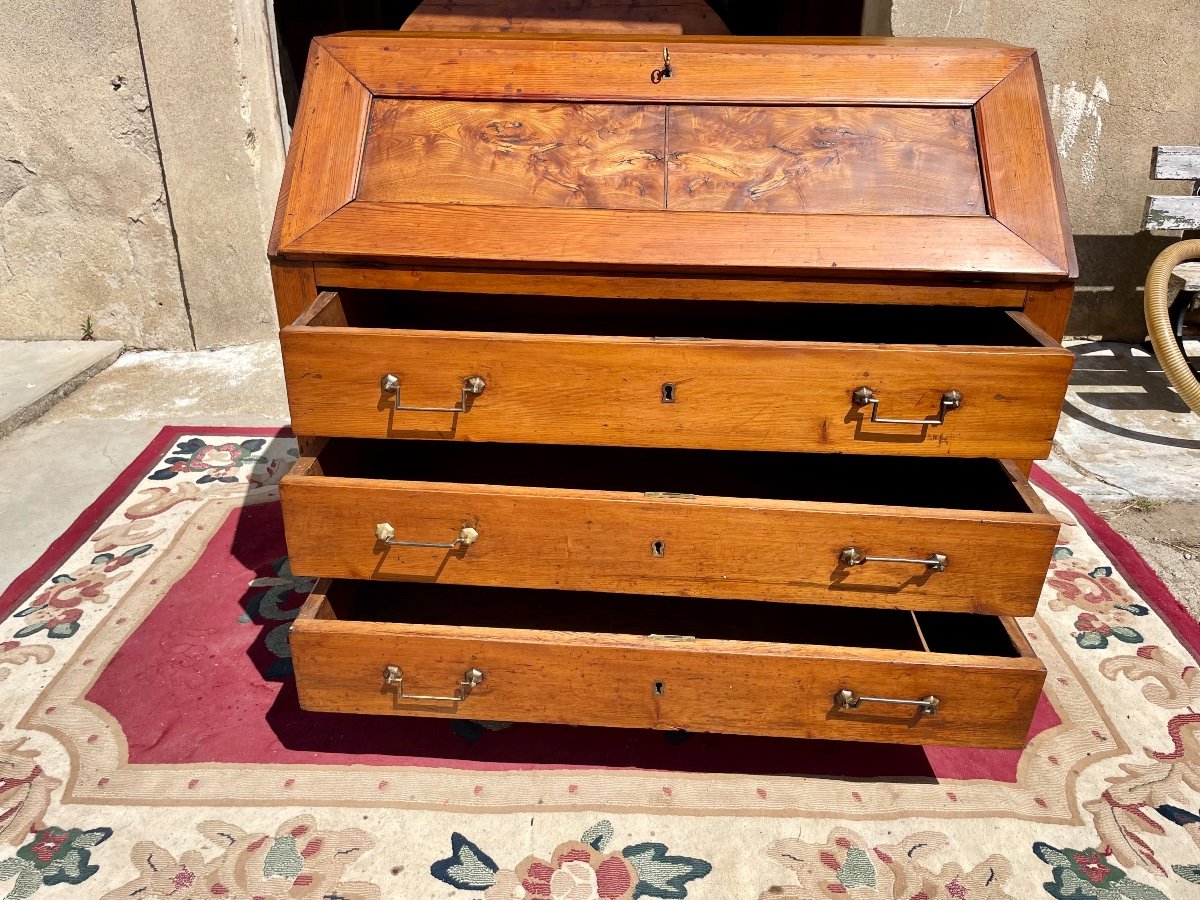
{"left": 975, "top": 56, "right": 1076, "bottom": 276}
{"left": 1022, "top": 281, "right": 1074, "bottom": 342}
{"left": 359, "top": 100, "right": 665, "bottom": 209}
{"left": 1145, "top": 196, "right": 1200, "bottom": 231}
{"left": 269, "top": 260, "right": 318, "bottom": 330}
{"left": 316, "top": 34, "right": 1031, "bottom": 106}
{"left": 290, "top": 583, "right": 1046, "bottom": 747}
{"left": 311, "top": 264, "right": 1032, "bottom": 307}
{"left": 400, "top": 0, "right": 729, "bottom": 34}
{"left": 280, "top": 299, "right": 1072, "bottom": 458}
{"left": 1152, "top": 145, "right": 1200, "bottom": 181}
{"left": 280, "top": 453, "right": 1059, "bottom": 616}
{"left": 272, "top": 33, "right": 1072, "bottom": 747}
{"left": 286, "top": 203, "right": 1068, "bottom": 278}
{"left": 271, "top": 35, "right": 1074, "bottom": 283}
{"left": 667, "top": 106, "right": 985, "bottom": 216}
{"left": 274, "top": 43, "right": 371, "bottom": 251}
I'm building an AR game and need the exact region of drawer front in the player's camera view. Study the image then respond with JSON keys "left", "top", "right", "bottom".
{"left": 280, "top": 317, "right": 1072, "bottom": 460}
{"left": 281, "top": 464, "right": 1059, "bottom": 617}
{"left": 290, "top": 590, "right": 1046, "bottom": 748}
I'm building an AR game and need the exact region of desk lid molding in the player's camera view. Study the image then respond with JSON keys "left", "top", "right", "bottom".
{"left": 270, "top": 34, "right": 1075, "bottom": 281}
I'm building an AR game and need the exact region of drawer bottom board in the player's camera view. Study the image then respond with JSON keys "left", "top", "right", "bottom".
{"left": 290, "top": 580, "right": 1046, "bottom": 748}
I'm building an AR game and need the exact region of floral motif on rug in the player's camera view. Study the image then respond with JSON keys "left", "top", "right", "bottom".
{"left": 431, "top": 820, "right": 712, "bottom": 899}
{"left": 0, "top": 428, "right": 1199, "bottom": 897}
{"left": 102, "top": 815, "right": 378, "bottom": 899}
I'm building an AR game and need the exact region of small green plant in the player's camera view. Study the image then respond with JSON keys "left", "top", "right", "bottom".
{"left": 80, "top": 316, "right": 94, "bottom": 341}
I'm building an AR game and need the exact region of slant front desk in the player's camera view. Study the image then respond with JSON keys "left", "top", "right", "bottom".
{"left": 270, "top": 34, "right": 1075, "bottom": 748}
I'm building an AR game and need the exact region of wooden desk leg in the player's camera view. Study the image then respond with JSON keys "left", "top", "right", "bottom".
{"left": 270, "top": 259, "right": 319, "bottom": 455}
{"left": 1013, "top": 459, "right": 1034, "bottom": 477}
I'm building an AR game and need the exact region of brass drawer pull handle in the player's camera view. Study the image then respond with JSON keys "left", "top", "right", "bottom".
{"left": 381, "top": 373, "right": 485, "bottom": 413}
{"left": 852, "top": 387, "right": 962, "bottom": 426}
{"left": 836, "top": 689, "right": 940, "bottom": 715}
{"left": 840, "top": 547, "right": 948, "bottom": 572}
{"left": 375, "top": 522, "right": 479, "bottom": 549}
{"left": 382, "top": 665, "right": 483, "bottom": 702}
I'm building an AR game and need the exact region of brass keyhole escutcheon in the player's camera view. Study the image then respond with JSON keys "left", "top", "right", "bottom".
{"left": 661, "top": 383, "right": 676, "bottom": 403}
{"left": 651, "top": 540, "right": 666, "bottom": 557}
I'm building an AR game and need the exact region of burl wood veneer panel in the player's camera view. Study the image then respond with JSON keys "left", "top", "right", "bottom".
{"left": 358, "top": 99, "right": 667, "bottom": 209}
{"left": 666, "top": 106, "right": 986, "bottom": 216}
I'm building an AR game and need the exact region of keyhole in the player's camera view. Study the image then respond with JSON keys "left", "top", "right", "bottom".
{"left": 653, "top": 681, "right": 664, "bottom": 695}
{"left": 661, "top": 383, "right": 676, "bottom": 403}
{"left": 651, "top": 540, "right": 666, "bottom": 557}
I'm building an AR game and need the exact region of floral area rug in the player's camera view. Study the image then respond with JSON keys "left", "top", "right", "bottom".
{"left": 1, "top": 426, "right": 1200, "bottom": 899}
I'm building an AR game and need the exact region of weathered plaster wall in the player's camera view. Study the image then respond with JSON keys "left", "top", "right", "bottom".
{"left": 0, "top": 0, "right": 193, "bottom": 348}
{"left": 0, "top": 0, "right": 285, "bottom": 350}
{"left": 893, "top": 0, "right": 1200, "bottom": 339}
{"left": 135, "top": 0, "right": 286, "bottom": 348}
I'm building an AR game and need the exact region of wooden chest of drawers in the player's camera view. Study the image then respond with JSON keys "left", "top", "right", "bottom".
{"left": 270, "top": 33, "right": 1075, "bottom": 748}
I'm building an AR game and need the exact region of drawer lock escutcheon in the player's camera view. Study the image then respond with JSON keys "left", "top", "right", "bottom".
{"left": 852, "top": 387, "right": 962, "bottom": 426}
{"left": 375, "top": 522, "right": 479, "bottom": 550}
{"left": 839, "top": 547, "right": 948, "bottom": 572}
{"left": 382, "top": 665, "right": 484, "bottom": 703}
{"left": 835, "top": 689, "right": 940, "bottom": 716}
{"left": 381, "top": 373, "right": 485, "bottom": 413}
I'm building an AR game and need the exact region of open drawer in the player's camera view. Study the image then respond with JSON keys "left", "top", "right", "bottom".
{"left": 280, "top": 291, "right": 1073, "bottom": 459}
{"left": 280, "top": 438, "right": 1060, "bottom": 616}
{"left": 290, "top": 579, "right": 1046, "bottom": 748}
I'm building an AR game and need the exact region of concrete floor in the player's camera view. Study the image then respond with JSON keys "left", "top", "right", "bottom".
{"left": 0, "top": 340, "right": 122, "bottom": 438}
{"left": 1041, "top": 341, "right": 1200, "bottom": 616}
{"left": 0, "top": 341, "right": 288, "bottom": 594}
{"left": 0, "top": 339, "right": 1196, "bottom": 615}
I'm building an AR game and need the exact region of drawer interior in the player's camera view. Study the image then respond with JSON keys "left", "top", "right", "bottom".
{"left": 326, "top": 290, "right": 1045, "bottom": 347}
{"left": 313, "top": 438, "right": 1034, "bottom": 513}
{"left": 313, "top": 580, "right": 1024, "bottom": 658}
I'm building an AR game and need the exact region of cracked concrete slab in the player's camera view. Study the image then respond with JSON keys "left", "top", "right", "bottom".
{"left": 0, "top": 340, "right": 122, "bottom": 438}
{"left": 41, "top": 340, "right": 288, "bottom": 423}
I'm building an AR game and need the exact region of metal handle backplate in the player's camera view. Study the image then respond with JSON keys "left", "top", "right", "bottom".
{"left": 853, "top": 387, "right": 961, "bottom": 426}
{"left": 381, "top": 373, "right": 485, "bottom": 413}
{"left": 375, "top": 522, "right": 479, "bottom": 549}
{"left": 840, "top": 547, "right": 947, "bottom": 572}
{"left": 382, "top": 665, "right": 483, "bottom": 702}
{"left": 835, "top": 689, "right": 939, "bottom": 715}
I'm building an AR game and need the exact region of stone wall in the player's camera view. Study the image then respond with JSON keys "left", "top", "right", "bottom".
{"left": 0, "top": 0, "right": 285, "bottom": 349}
{"left": 892, "top": 0, "right": 1200, "bottom": 339}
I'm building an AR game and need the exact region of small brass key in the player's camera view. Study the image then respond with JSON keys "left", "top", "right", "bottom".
{"left": 651, "top": 47, "right": 672, "bottom": 83}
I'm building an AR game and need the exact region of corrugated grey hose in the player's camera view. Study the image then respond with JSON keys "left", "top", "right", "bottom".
{"left": 1145, "top": 239, "right": 1200, "bottom": 413}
